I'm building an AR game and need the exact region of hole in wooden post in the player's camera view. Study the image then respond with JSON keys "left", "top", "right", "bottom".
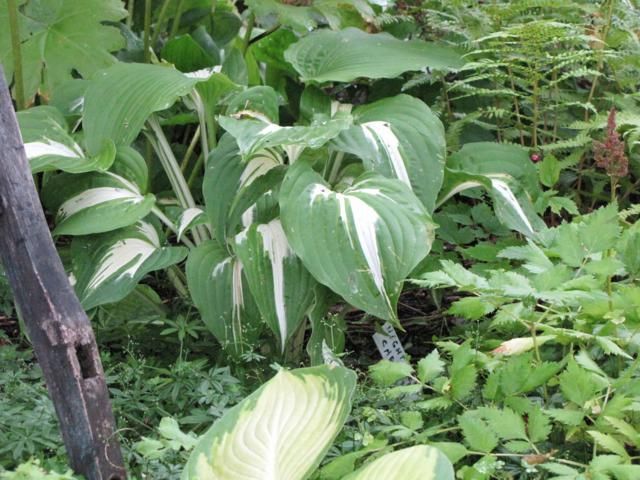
{"left": 75, "top": 343, "right": 98, "bottom": 379}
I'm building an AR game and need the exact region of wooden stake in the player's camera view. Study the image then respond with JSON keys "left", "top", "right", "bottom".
{"left": 0, "top": 66, "right": 127, "bottom": 480}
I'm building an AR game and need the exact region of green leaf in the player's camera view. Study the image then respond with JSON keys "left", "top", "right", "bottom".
{"left": 417, "top": 350, "right": 445, "bottom": 384}
{"left": 450, "top": 365, "right": 477, "bottom": 401}
{"left": 545, "top": 408, "right": 584, "bottom": 427}
{"left": 458, "top": 411, "right": 499, "bottom": 453}
{"left": 185, "top": 241, "right": 261, "bottom": 355}
{"left": 318, "top": 439, "right": 388, "bottom": 480}
{"left": 83, "top": 63, "right": 207, "bottom": 155}
{"left": 526, "top": 406, "right": 551, "bottom": 443}
{"left": 18, "top": 106, "right": 116, "bottom": 174}
{"left": 369, "top": 360, "right": 414, "bottom": 387}
{"left": 225, "top": 86, "right": 280, "bottom": 123}
{"left": 71, "top": 221, "right": 187, "bottom": 310}
{"left": 42, "top": 171, "right": 155, "bottom": 236}
{"left": 183, "top": 365, "right": 356, "bottom": 480}
{"left": 479, "top": 407, "right": 528, "bottom": 440}
{"left": 285, "top": 28, "right": 463, "bottom": 83}
{"left": 280, "top": 162, "right": 435, "bottom": 324}
{"left": 559, "top": 359, "right": 603, "bottom": 407}
{"left": 343, "top": 445, "right": 455, "bottom": 480}
{"left": 161, "top": 34, "right": 218, "bottom": 73}
{"left": 587, "top": 431, "right": 629, "bottom": 458}
{"left": 234, "top": 219, "right": 316, "bottom": 352}
{"left": 0, "top": 0, "right": 127, "bottom": 100}
{"left": 332, "top": 94, "right": 446, "bottom": 213}
{"left": 538, "top": 154, "right": 561, "bottom": 187}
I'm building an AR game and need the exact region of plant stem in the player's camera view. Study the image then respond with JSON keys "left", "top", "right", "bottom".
{"left": 170, "top": 0, "right": 186, "bottom": 39}
{"left": 585, "top": 0, "right": 616, "bottom": 120}
{"left": 150, "top": 0, "right": 173, "bottom": 49}
{"left": 7, "top": 0, "right": 25, "bottom": 110}
{"left": 181, "top": 125, "right": 201, "bottom": 172}
{"left": 143, "top": 0, "right": 152, "bottom": 63}
{"left": 126, "top": 0, "right": 135, "bottom": 28}
{"left": 241, "top": 12, "right": 256, "bottom": 56}
{"left": 151, "top": 206, "right": 196, "bottom": 248}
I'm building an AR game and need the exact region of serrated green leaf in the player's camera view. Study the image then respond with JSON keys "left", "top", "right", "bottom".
{"left": 369, "top": 360, "right": 414, "bottom": 387}
{"left": 559, "top": 359, "right": 602, "bottom": 407}
{"left": 479, "top": 406, "right": 528, "bottom": 441}
{"left": 588, "top": 431, "right": 629, "bottom": 458}
{"left": 450, "top": 364, "right": 477, "bottom": 401}
{"left": 417, "top": 350, "right": 445, "bottom": 384}
{"left": 527, "top": 406, "right": 552, "bottom": 443}
{"left": 458, "top": 411, "right": 499, "bottom": 453}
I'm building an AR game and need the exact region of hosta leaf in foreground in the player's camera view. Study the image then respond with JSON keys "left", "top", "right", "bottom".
{"left": 42, "top": 172, "right": 155, "bottom": 236}
{"left": 235, "top": 219, "right": 316, "bottom": 352}
{"left": 183, "top": 365, "right": 356, "bottom": 480}
{"left": 344, "top": 445, "right": 454, "bottom": 480}
{"left": 333, "top": 94, "right": 446, "bottom": 213}
{"left": 71, "top": 222, "right": 187, "bottom": 310}
{"left": 18, "top": 106, "right": 116, "bottom": 174}
{"left": 285, "top": 28, "right": 463, "bottom": 83}
{"left": 280, "top": 162, "right": 435, "bottom": 324}
{"left": 83, "top": 63, "right": 212, "bottom": 155}
{"left": 186, "top": 241, "right": 261, "bottom": 355}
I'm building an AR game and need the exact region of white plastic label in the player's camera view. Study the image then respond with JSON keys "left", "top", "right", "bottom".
{"left": 373, "top": 322, "right": 407, "bottom": 362}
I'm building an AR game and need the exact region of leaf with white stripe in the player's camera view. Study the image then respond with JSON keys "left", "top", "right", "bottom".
{"left": 333, "top": 94, "right": 446, "bottom": 213}
{"left": 204, "top": 135, "right": 285, "bottom": 243}
{"left": 183, "top": 365, "right": 356, "bottom": 480}
{"left": 18, "top": 106, "right": 116, "bottom": 174}
{"left": 235, "top": 219, "right": 316, "bottom": 352}
{"left": 186, "top": 241, "right": 262, "bottom": 355}
{"left": 344, "top": 445, "right": 454, "bottom": 480}
{"left": 42, "top": 171, "right": 155, "bottom": 236}
{"left": 218, "top": 109, "right": 352, "bottom": 159}
{"left": 71, "top": 221, "right": 187, "bottom": 309}
{"left": 280, "top": 162, "right": 435, "bottom": 324}
{"left": 177, "top": 207, "right": 207, "bottom": 241}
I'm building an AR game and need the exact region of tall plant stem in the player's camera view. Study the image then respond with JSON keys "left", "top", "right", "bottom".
{"left": 143, "top": 0, "right": 152, "bottom": 63}
{"left": 126, "top": 0, "right": 135, "bottom": 27}
{"left": 7, "top": 0, "right": 25, "bottom": 110}
{"left": 170, "top": 0, "right": 186, "bottom": 38}
{"left": 147, "top": 115, "right": 208, "bottom": 244}
{"left": 150, "top": 0, "right": 173, "bottom": 49}
{"left": 507, "top": 67, "right": 525, "bottom": 146}
{"left": 241, "top": 12, "right": 256, "bottom": 56}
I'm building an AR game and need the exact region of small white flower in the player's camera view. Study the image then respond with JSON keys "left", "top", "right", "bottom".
{"left": 491, "top": 336, "right": 554, "bottom": 356}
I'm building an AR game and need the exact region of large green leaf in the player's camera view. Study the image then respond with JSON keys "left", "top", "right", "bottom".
{"left": 183, "top": 365, "right": 356, "bottom": 480}
{"left": 235, "top": 219, "right": 316, "bottom": 352}
{"left": 71, "top": 221, "right": 187, "bottom": 310}
{"left": 42, "top": 171, "right": 155, "bottom": 236}
{"left": 280, "top": 162, "right": 435, "bottom": 324}
{"left": 284, "top": 28, "right": 463, "bottom": 83}
{"left": 344, "top": 445, "right": 455, "bottom": 480}
{"left": 18, "top": 106, "right": 116, "bottom": 174}
{"left": 0, "top": 0, "right": 127, "bottom": 101}
{"left": 185, "top": 241, "right": 261, "bottom": 354}
{"left": 333, "top": 94, "right": 446, "bottom": 213}
{"left": 83, "top": 63, "right": 211, "bottom": 155}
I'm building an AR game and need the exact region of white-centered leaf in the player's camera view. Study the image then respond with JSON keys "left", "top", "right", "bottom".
{"left": 344, "top": 445, "right": 455, "bottom": 480}
{"left": 177, "top": 207, "right": 206, "bottom": 241}
{"left": 333, "top": 94, "right": 446, "bottom": 213}
{"left": 218, "top": 110, "right": 353, "bottom": 159}
{"left": 280, "top": 162, "right": 435, "bottom": 324}
{"left": 235, "top": 219, "right": 316, "bottom": 352}
{"left": 186, "top": 241, "right": 262, "bottom": 355}
{"left": 17, "top": 105, "right": 116, "bottom": 174}
{"left": 42, "top": 171, "right": 155, "bottom": 236}
{"left": 182, "top": 365, "right": 357, "bottom": 480}
{"left": 284, "top": 28, "right": 463, "bottom": 83}
{"left": 71, "top": 221, "right": 187, "bottom": 309}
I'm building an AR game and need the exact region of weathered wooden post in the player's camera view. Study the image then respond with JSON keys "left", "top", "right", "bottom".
{"left": 0, "top": 66, "right": 127, "bottom": 479}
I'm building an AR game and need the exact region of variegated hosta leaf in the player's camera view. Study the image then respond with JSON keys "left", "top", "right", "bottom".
{"left": 177, "top": 207, "right": 207, "bottom": 241}
{"left": 284, "top": 28, "right": 463, "bottom": 83}
{"left": 332, "top": 94, "right": 446, "bottom": 213}
{"left": 225, "top": 85, "right": 280, "bottom": 123}
{"left": 111, "top": 146, "right": 150, "bottom": 193}
{"left": 71, "top": 221, "right": 187, "bottom": 310}
{"left": 83, "top": 63, "right": 217, "bottom": 155}
{"left": 204, "top": 135, "right": 285, "bottom": 242}
{"left": 344, "top": 445, "right": 455, "bottom": 480}
{"left": 42, "top": 171, "right": 155, "bottom": 236}
{"left": 186, "top": 241, "right": 261, "bottom": 355}
{"left": 235, "top": 219, "right": 316, "bottom": 352}
{"left": 280, "top": 162, "right": 435, "bottom": 324}
{"left": 17, "top": 105, "right": 116, "bottom": 174}
{"left": 182, "top": 365, "right": 357, "bottom": 480}
{"left": 218, "top": 109, "right": 353, "bottom": 159}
